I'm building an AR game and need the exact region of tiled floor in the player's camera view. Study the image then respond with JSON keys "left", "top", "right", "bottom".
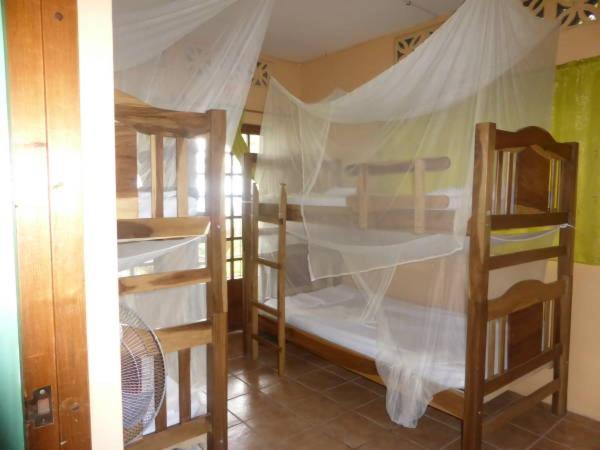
{"left": 225, "top": 333, "right": 600, "bottom": 450}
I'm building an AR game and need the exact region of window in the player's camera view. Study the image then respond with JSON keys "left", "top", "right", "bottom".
{"left": 225, "top": 125, "right": 260, "bottom": 279}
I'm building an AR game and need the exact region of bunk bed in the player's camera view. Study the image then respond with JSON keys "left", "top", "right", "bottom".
{"left": 115, "top": 92, "right": 228, "bottom": 450}
{"left": 242, "top": 123, "right": 578, "bottom": 450}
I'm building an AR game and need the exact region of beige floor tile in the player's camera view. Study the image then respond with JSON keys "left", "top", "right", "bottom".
{"left": 229, "top": 355, "right": 265, "bottom": 375}
{"left": 236, "top": 366, "right": 281, "bottom": 389}
{"left": 295, "top": 368, "right": 346, "bottom": 391}
{"left": 228, "top": 375, "right": 252, "bottom": 400}
{"left": 359, "top": 430, "right": 425, "bottom": 450}
{"left": 352, "top": 377, "right": 387, "bottom": 396}
{"left": 443, "top": 437, "right": 497, "bottom": 450}
{"left": 245, "top": 407, "right": 312, "bottom": 442}
{"left": 545, "top": 419, "right": 600, "bottom": 449}
{"left": 323, "top": 365, "right": 359, "bottom": 381}
{"left": 425, "top": 407, "right": 462, "bottom": 431}
{"left": 227, "top": 390, "right": 283, "bottom": 421}
{"left": 483, "top": 422, "right": 539, "bottom": 449}
{"left": 393, "top": 415, "right": 459, "bottom": 449}
{"left": 229, "top": 411, "right": 242, "bottom": 428}
{"left": 292, "top": 392, "right": 347, "bottom": 425}
{"left": 285, "top": 428, "right": 351, "bottom": 450}
{"left": 260, "top": 377, "right": 318, "bottom": 405}
{"left": 509, "top": 403, "right": 561, "bottom": 436}
{"left": 325, "top": 381, "right": 380, "bottom": 409}
{"left": 355, "top": 397, "right": 397, "bottom": 429}
{"left": 529, "top": 437, "right": 572, "bottom": 450}
{"left": 228, "top": 333, "right": 245, "bottom": 360}
{"left": 282, "top": 354, "right": 321, "bottom": 378}
{"left": 323, "top": 411, "right": 385, "bottom": 448}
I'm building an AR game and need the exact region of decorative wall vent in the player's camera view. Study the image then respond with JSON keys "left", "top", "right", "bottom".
{"left": 395, "top": 0, "right": 598, "bottom": 62}
{"left": 252, "top": 60, "right": 270, "bottom": 87}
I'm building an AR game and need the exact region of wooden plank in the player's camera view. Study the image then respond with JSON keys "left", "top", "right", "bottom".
{"left": 277, "top": 184, "right": 287, "bottom": 375}
{"left": 178, "top": 349, "right": 191, "bottom": 424}
{"left": 430, "top": 390, "right": 464, "bottom": 420}
{"left": 484, "top": 345, "right": 561, "bottom": 394}
{"left": 345, "top": 156, "right": 451, "bottom": 176}
{"left": 490, "top": 212, "right": 568, "bottom": 230}
{"left": 251, "top": 184, "right": 260, "bottom": 360}
{"left": 40, "top": 0, "right": 91, "bottom": 447}
{"left": 259, "top": 202, "right": 303, "bottom": 223}
{"left": 489, "top": 246, "right": 566, "bottom": 270}
{"left": 117, "top": 217, "right": 210, "bottom": 241}
{"left": 357, "top": 164, "right": 368, "bottom": 229}
{"left": 257, "top": 257, "right": 281, "bottom": 270}
{"left": 495, "top": 127, "right": 572, "bottom": 161}
{"left": 252, "top": 301, "right": 279, "bottom": 318}
{"left": 487, "top": 279, "right": 565, "bottom": 321}
{"left": 115, "top": 104, "right": 211, "bottom": 138}
{"left": 346, "top": 193, "right": 450, "bottom": 213}
{"left": 483, "top": 379, "right": 560, "bottom": 434}
{"left": 463, "top": 122, "right": 495, "bottom": 450}
{"left": 155, "top": 321, "right": 213, "bottom": 353}
{"left": 257, "top": 214, "right": 279, "bottom": 225}
{"left": 6, "top": 0, "right": 60, "bottom": 447}
{"left": 252, "top": 333, "right": 281, "bottom": 351}
{"left": 413, "top": 159, "right": 426, "bottom": 234}
{"left": 205, "top": 109, "right": 228, "bottom": 450}
{"left": 119, "top": 268, "right": 211, "bottom": 295}
{"left": 155, "top": 399, "right": 167, "bottom": 433}
{"left": 242, "top": 153, "right": 255, "bottom": 353}
{"left": 553, "top": 142, "right": 578, "bottom": 415}
{"left": 127, "top": 415, "right": 211, "bottom": 450}
{"left": 176, "top": 137, "right": 188, "bottom": 216}
{"left": 508, "top": 304, "right": 544, "bottom": 369}
{"left": 151, "top": 135, "right": 164, "bottom": 218}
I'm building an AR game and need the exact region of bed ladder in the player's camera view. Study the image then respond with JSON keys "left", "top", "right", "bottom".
{"left": 116, "top": 107, "right": 228, "bottom": 450}
{"left": 249, "top": 183, "right": 287, "bottom": 375}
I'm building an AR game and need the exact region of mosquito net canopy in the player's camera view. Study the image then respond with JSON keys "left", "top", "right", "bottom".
{"left": 255, "top": 0, "right": 559, "bottom": 426}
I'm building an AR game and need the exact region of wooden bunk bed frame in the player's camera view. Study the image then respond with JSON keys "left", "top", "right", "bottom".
{"left": 115, "top": 94, "right": 228, "bottom": 450}
{"left": 242, "top": 122, "right": 578, "bottom": 450}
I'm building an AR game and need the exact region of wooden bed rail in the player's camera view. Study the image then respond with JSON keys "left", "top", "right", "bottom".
{"left": 116, "top": 98, "right": 227, "bottom": 449}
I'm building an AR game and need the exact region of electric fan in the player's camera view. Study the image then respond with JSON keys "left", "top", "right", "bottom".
{"left": 120, "top": 304, "right": 167, "bottom": 445}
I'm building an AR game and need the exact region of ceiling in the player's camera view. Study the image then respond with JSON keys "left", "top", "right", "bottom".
{"left": 262, "top": 0, "right": 464, "bottom": 62}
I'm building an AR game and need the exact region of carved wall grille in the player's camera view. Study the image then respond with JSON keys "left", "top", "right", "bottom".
{"left": 395, "top": 0, "right": 599, "bottom": 62}
{"left": 252, "top": 60, "right": 270, "bottom": 87}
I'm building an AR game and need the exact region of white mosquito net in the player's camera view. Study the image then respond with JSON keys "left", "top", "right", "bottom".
{"left": 113, "top": 0, "right": 274, "bottom": 432}
{"left": 255, "top": 0, "right": 560, "bottom": 426}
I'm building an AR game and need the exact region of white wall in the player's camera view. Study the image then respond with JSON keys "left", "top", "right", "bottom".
{"left": 77, "top": 0, "right": 124, "bottom": 448}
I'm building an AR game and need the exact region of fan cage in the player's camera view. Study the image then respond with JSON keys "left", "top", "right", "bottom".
{"left": 120, "top": 304, "right": 166, "bottom": 445}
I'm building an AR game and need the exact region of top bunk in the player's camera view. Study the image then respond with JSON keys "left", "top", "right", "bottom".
{"left": 245, "top": 123, "right": 577, "bottom": 236}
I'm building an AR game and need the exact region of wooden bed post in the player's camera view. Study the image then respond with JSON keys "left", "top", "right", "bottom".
{"left": 277, "top": 184, "right": 288, "bottom": 375}
{"left": 552, "top": 142, "right": 578, "bottom": 415}
{"left": 463, "top": 123, "right": 495, "bottom": 450}
{"left": 251, "top": 184, "right": 260, "bottom": 360}
{"left": 413, "top": 158, "right": 426, "bottom": 234}
{"left": 206, "top": 109, "right": 228, "bottom": 450}
{"left": 242, "top": 153, "right": 256, "bottom": 354}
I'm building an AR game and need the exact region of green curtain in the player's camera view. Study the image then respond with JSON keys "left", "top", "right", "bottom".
{"left": 552, "top": 56, "right": 600, "bottom": 265}
{"left": 232, "top": 120, "right": 249, "bottom": 162}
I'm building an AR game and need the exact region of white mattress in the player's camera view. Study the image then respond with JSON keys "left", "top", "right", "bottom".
{"left": 263, "top": 284, "right": 468, "bottom": 389}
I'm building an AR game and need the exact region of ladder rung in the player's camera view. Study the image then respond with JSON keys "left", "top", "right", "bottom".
{"left": 119, "top": 268, "right": 211, "bottom": 295}
{"left": 251, "top": 301, "right": 279, "bottom": 317}
{"left": 126, "top": 414, "right": 211, "bottom": 450}
{"left": 257, "top": 257, "right": 281, "bottom": 270}
{"left": 251, "top": 333, "right": 281, "bottom": 351}
{"left": 258, "top": 214, "right": 279, "bottom": 225}
{"left": 155, "top": 320, "right": 212, "bottom": 353}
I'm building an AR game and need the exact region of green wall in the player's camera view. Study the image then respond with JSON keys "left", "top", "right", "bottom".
{"left": 0, "top": 0, "right": 26, "bottom": 448}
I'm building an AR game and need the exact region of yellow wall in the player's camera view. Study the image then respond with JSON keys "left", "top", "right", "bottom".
{"left": 245, "top": 19, "right": 600, "bottom": 421}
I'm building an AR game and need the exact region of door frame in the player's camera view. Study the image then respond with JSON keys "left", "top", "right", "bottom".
{"left": 6, "top": 0, "right": 91, "bottom": 448}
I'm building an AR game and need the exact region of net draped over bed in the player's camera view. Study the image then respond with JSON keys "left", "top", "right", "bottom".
{"left": 255, "top": 0, "right": 559, "bottom": 426}
{"left": 113, "top": 0, "right": 274, "bottom": 432}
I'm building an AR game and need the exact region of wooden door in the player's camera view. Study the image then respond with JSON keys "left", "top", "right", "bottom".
{"left": 5, "top": 0, "right": 91, "bottom": 449}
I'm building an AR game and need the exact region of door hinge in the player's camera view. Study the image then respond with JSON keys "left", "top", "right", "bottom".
{"left": 25, "top": 385, "right": 53, "bottom": 428}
